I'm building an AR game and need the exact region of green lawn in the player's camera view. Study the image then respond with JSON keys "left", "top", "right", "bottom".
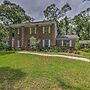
{"left": 0, "top": 52, "right": 90, "bottom": 90}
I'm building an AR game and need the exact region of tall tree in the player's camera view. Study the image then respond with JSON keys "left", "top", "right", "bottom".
{"left": 44, "top": 3, "right": 71, "bottom": 35}
{"left": 0, "top": 0, "right": 34, "bottom": 24}
{"left": 43, "top": 3, "right": 71, "bottom": 21}
{"left": 0, "top": 24, "right": 8, "bottom": 50}
{"left": 73, "top": 9, "right": 90, "bottom": 40}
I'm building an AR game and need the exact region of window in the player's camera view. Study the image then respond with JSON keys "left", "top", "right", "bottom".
{"left": 48, "top": 26, "right": 51, "bottom": 33}
{"left": 17, "top": 40, "right": 20, "bottom": 48}
{"left": 17, "top": 28, "right": 20, "bottom": 34}
{"left": 35, "top": 27, "right": 36, "bottom": 34}
{"left": 30, "top": 27, "right": 31, "bottom": 34}
{"left": 70, "top": 40, "right": 72, "bottom": 47}
{"left": 61, "top": 40, "right": 64, "bottom": 46}
{"left": 48, "top": 40, "right": 51, "bottom": 47}
{"left": 42, "top": 39, "right": 45, "bottom": 48}
{"left": 27, "top": 40, "right": 30, "bottom": 47}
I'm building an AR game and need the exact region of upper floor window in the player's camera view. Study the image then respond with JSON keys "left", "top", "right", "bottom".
{"left": 17, "top": 28, "right": 20, "bottom": 34}
{"left": 30, "top": 27, "right": 31, "bottom": 34}
{"left": 35, "top": 27, "right": 36, "bottom": 34}
{"left": 48, "top": 26, "right": 51, "bottom": 34}
{"left": 43, "top": 26, "right": 51, "bottom": 34}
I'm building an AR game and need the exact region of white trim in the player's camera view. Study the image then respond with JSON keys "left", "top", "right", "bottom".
{"left": 12, "top": 39, "right": 14, "bottom": 47}
{"left": 43, "top": 39, "right": 45, "bottom": 48}
{"left": 48, "top": 26, "right": 51, "bottom": 33}
{"left": 70, "top": 40, "right": 72, "bottom": 47}
{"left": 43, "top": 26, "right": 45, "bottom": 34}
{"left": 17, "top": 40, "right": 20, "bottom": 48}
{"left": 48, "top": 39, "right": 51, "bottom": 47}
{"left": 30, "top": 27, "right": 31, "bottom": 34}
{"left": 55, "top": 22, "right": 57, "bottom": 38}
{"left": 61, "top": 40, "right": 64, "bottom": 46}
{"left": 17, "top": 28, "right": 20, "bottom": 34}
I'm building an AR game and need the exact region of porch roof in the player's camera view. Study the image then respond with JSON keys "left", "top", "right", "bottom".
{"left": 56, "top": 35, "right": 79, "bottom": 40}
{"left": 79, "top": 40, "right": 90, "bottom": 44}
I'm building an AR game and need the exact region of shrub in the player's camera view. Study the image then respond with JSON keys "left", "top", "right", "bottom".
{"left": 81, "top": 48, "right": 90, "bottom": 52}
{"left": 42, "top": 46, "right": 64, "bottom": 52}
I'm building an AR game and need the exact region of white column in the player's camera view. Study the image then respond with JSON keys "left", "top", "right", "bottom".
{"left": 43, "top": 39, "right": 45, "bottom": 48}
{"left": 70, "top": 40, "right": 72, "bottom": 47}
{"left": 21, "top": 27, "right": 24, "bottom": 47}
{"left": 61, "top": 40, "right": 64, "bottom": 46}
{"left": 12, "top": 39, "right": 14, "bottom": 47}
{"left": 48, "top": 40, "right": 51, "bottom": 47}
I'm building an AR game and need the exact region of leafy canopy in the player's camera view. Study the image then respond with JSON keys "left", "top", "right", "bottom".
{"left": 44, "top": 3, "right": 71, "bottom": 21}
{"left": 0, "top": 0, "right": 34, "bottom": 24}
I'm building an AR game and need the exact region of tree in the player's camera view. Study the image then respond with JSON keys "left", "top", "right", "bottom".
{"left": 44, "top": 3, "right": 71, "bottom": 35}
{"left": 73, "top": 9, "right": 90, "bottom": 40}
{"left": 43, "top": 3, "right": 71, "bottom": 21}
{"left": 0, "top": 0, "right": 34, "bottom": 25}
{"left": 0, "top": 24, "right": 8, "bottom": 50}
{"left": 30, "top": 36, "right": 40, "bottom": 50}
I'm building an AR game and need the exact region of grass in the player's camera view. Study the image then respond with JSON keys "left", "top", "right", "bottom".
{"left": 0, "top": 52, "right": 90, "bottom": 90}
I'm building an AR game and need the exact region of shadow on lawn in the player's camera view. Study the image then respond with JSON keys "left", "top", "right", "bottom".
{"left": 0, "top": 67, "right": 26, "bottom": 90}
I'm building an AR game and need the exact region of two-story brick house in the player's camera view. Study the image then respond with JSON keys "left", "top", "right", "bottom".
{"left": 9, "top": 20, "right": 79, "bottom": 50}
{"left": 9, "top": 20, "right": 58, "bottom": 50}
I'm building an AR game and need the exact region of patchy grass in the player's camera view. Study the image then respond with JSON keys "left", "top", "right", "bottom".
{"left": 0, "top": 53, "right": 90, "bottom": 90}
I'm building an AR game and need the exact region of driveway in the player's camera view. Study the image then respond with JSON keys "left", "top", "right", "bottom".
{"left": 18, "top": 51, "right": 90, "bottom": 62}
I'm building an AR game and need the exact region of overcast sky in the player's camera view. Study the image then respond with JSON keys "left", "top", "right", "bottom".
{"left": 0, "top": 0, "right": 90, "bottom": 21}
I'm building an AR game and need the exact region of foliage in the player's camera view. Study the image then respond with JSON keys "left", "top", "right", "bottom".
{"left": 58, "top": 8, "right": 90, "bottom": 40}
{"left": 0, "top": 0, "right": 34, "bottom": 24}
{"left": 81, "top": 48, "right": 90, "bottom": 52}
{"left": 43, "top": 3, "right": 71, "bottom": 21}
{"left": 75, "top": 40, "right": 80, "bottom": 51}
{"left": 30, "top": 36, "right": 40, "bottom": 50}
{"left": 42, "top": 46, "right": 64, "bottom": 52}
{"left": 0, "top": 24, "right": 9, "bottom": 50}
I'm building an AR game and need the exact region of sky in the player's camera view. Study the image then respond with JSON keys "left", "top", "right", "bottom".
{"left": 0, "top": 0, "right": 90, "bottom": 21}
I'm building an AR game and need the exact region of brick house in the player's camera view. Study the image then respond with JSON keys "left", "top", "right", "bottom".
{"left": 9, "top": 20, "right": 79, "bottom": 50}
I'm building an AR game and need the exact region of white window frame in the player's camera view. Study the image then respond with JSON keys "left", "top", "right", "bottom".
{"left": 70, "top": 40, "right": 72, "bottom": 47}
{"left": 43, "top": 26, "right": 45, "bottom": 34}
{"left": 18, "top": 28, "right": 20, "bottom": 34}
{"left": 61, "top": 40, "right": 64, "bottom": 46}
{"left": 17, "top": 40, "right": 20, "bottom": 48}
{"left": 43, "top": 39, "right": 45, "bottom": 48}
{"left": 30, "top": 27, "right": 31, "bottom": 34}
{"left": 48, "top": 26, "right": 51, "bottom": 33}
{"left": 48, "top": 39, "right": 51, "bottom": 47}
